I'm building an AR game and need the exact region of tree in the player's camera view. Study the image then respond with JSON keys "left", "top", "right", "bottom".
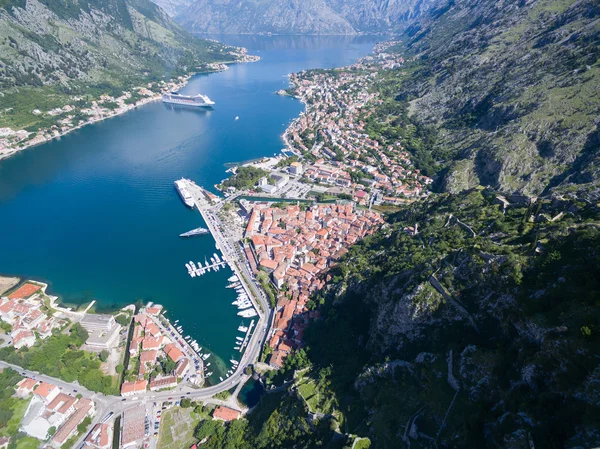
{"left": 180, "top": 398, "right": 191, "bottom": 408}
{"left": 99, "top": 350, "right": 109, "bottom": 362}
{"left": 70, "top": 323, "right": 89, "bottom": 344}
{"left": 115, "top": 314, "right": 130, "bottom": 326}
{"left": 115, "top": 364, "right": 124, "bottom": 373}
{"left": 160, "top": 357, "right": 176, "bottom": 374}
{"left": 194, "top": 419, "right": 223, "bottom": 441}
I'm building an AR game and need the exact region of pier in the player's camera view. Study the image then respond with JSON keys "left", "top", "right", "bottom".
{"left": 238, "top": 319, "right": 255, "bottom": 353}
{"left": 182, "top": 179, "right": 271, "bottom": 379}
{"left": 185, "top": 259, "right": 227, "bottom": 278}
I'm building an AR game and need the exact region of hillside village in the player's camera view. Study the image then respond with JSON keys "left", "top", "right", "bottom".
{"left": 0, "top": 77, "right": 191, "bottom": 160}
{"left": 282, "top": 41, "right": 433, "bottom": 205}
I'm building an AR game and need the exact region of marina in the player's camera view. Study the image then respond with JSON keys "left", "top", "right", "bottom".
{"left": 185, "top": 257, "right": 227, "bottom": 277}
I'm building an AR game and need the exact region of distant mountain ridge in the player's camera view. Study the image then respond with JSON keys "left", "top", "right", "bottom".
{"left": 151, "top": 0, "right": 439, "bottom": 34}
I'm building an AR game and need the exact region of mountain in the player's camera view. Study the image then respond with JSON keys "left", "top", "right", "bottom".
{"left": 301, "top": 187, "right": 600, "bottom": 448}
{"left": 169, "top": 0, "right": 357, "bottom": 35}
{"left": 0, "top": 0, "right": 238, "bottom": 131}
{"left": 391, "top": 0, "right": 600, "bottom": 196}
{"left": 151, "top": 0, "right": 439, "bottom": 35}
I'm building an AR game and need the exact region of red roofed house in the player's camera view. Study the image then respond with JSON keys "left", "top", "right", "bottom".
{"left": 140, "top": 350, "right": 158, "bottom": 365}
{"left": 121, "top": 380, "right": 147, "bottom": 397}
{"left": 164, "top": 343, "right": 184, "bottom": 363}
{"left": 149, "top": 376, "right": 178, "bottom": 391}
{"left": 142, "top": 336, "right": 163, "bottom": 351}
{"left": 212, "top": 406, "right": 241, "bottom": 422}
{"left": 12, "top": 330, "right": 36, "bottom": 349}
{"left": 34, "top": 381, "right": 60, "bottom": 403}
{"left": 175, "top": 359, "right": 189, "bottom": 378}
{"left": 145, "top": 306, "right": 162, "bottom": 316}
{"left": 259, "top": 259, "right": 278, "bottom": 272}
{"left": 15, "top": 378, "right": 38, "bottom": 397}
{"left": 85, "top": 423, "right": 113, "bottom": 449}
{"left": 267, "top": 350, "right": 286, "bottom": 369}
{"left": 52, "top": 398, "right": 94, "bottom": 447}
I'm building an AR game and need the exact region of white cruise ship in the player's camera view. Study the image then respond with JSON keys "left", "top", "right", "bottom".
{"left": 174, "top": 178, "right": 194, "bottom": 208}
{"left": 162, "top": 91, "right": 215, "bottom": 108}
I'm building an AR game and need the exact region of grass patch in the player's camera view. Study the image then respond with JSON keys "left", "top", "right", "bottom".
{"left": 157, "top": 407, "right": 203, "bottom": 449}
{"left": 2, "top": 397, "right": 30, "bottom": 436}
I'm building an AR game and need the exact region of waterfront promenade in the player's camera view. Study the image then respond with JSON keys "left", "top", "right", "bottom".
{"left": 186, "top": 181, "right": 271, "bottom": 374}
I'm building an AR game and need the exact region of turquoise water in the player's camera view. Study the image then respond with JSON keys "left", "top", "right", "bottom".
{"left": 238, "top": 378, "right": 265, "bottom": 408}
{"left": 0, "top": 35, "right": 379, "bottom": 378}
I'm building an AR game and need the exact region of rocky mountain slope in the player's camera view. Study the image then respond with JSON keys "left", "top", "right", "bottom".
{"left": 0, "top": 0, "right": 237, "bottom": 130}
{"left": 151, "top": 0, "right": 438, "bottom": 35}
{"left": 391, "top": 0, "right": 600, "bottom": 195}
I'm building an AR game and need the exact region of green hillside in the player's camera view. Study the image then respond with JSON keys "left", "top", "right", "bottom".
{"left": 0, "top": 0, "right": 237, "bottom": 130}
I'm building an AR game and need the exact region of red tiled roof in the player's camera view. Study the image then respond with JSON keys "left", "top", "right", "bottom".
{"left": 8, "top": 283, "right": 41, "bottom": 299}
{"left": 213, "top": 406, "right": 241, "bottom": 421}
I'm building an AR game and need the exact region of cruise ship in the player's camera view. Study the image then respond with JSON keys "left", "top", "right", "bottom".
{"left": 174, "top": 178, "right": 194, "bottom": 208}
{"left": 162, "top": 91, "right": 215, "bottom": 108}
{"left": 180, "top": 227, "right": 209, "bottom": 237}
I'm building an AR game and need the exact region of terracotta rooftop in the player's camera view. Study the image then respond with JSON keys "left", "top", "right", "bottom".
{"left": 8, "top": 283, "right": 41, "bottom": 299}
{"left": 213, "top": 406, "right": 241, "bottom": 421}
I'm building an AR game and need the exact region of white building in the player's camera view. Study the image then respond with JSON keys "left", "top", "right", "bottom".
{"left": 289, "top": 161, "right": 303, "bottom": 175}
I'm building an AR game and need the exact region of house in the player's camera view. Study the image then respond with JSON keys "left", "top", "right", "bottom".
{"left": 46, "top": 393, "right": 77, "bottom": 425}
{"left": 140, "top": 350, "right": 158, "bottom": 365}
{"left": 163, "top": 344, "right": 184, "bottom": 363}
{"left": 267, "top": 350, "right": 286, "bottom": 370}
{"left": 148, "top": 376, "right": 177, "bottom": 391}
{"left": 212, "top": 406, "right": 241, "bottom": 422}
{"left": 84, "top": 423, "right": 112, "bottom": 449}
{"left": 12, "top": 330, "right": 35, "bottom": 349}
{"left": 34, "top": 382, "right": 60, "bottom": 404}
{"left": 0, "top": 437, "right": 9, "bottom": 449}
{"left": 120, "top": 380, "right": 147, "bottom": 397}
{"left": 141, "top": 336, "right": 163, "bottom": 351}
{"left": 145, "top": 306, "right": 162, "bottom": 316}
{"left": 175, "top": 359, "right": 189, "bottom": 378}
{"left": 15, "top": 378, "right": 38, "bottom": 397}
{"left": 289, "top": 161, "right": 303, "bottom": 175}
{"left": 52, "top": 398, "right": 94, "bottom": 447}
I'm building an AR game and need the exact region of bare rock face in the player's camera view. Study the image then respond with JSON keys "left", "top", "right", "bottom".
{"left": 173, "top": 0, "right": 357, "bottom": 35}
{"left": 403, "top": 0, "right": 600, "bottom": 195}
{"left": 0, "top": 0, "right": 230, "bottom": 90}
{"left": 151, "top": 0, "right": 438, "bottom": 34}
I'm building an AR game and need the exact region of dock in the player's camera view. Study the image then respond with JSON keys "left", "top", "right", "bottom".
{"left": 237, "top": 319, "right": 255, "bottom": 353}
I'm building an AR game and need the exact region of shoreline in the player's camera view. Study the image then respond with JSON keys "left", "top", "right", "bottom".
{"left": 0, "top": 59, "right": 260, "bottom": 163}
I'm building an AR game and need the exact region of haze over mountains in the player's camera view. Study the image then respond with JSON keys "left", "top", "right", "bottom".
{"left": 152, "top": 0, "right": 439, "bottom": 34}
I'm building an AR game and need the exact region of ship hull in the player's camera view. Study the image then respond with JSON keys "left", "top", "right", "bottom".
{"left": 162, "top": 99, "right": 214, "bottom": 108}
{"left": 174, "top": 179, "right": 195, "bottom": 208}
